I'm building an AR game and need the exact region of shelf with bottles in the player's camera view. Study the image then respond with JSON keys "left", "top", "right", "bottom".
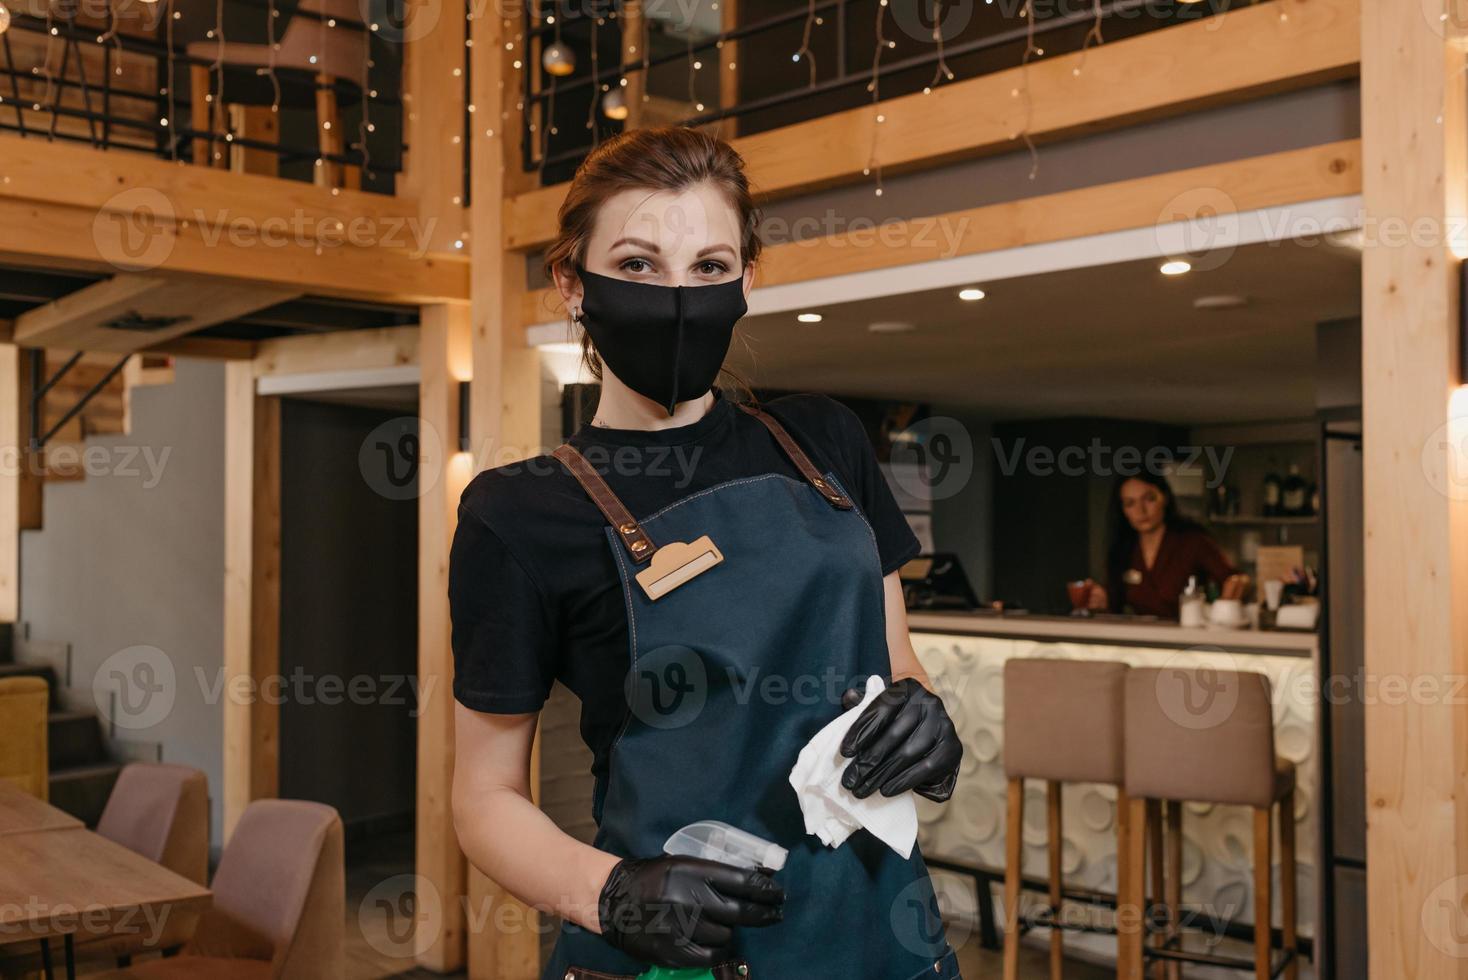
{"left": 1199, "top": 438, "right": 1321, "bottom": 525}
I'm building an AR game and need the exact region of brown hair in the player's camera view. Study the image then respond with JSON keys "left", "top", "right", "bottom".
{"left": 541, "top": 126, "right": 763, "bottom": 405}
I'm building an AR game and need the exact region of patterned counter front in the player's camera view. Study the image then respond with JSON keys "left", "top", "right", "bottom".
{"left": 910, "top": 630, "right": 1319, "bottom": 965}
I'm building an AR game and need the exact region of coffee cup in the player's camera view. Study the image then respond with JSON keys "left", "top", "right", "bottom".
{"left": 1209, "top": 598, "right": 1246, "bottom": 628}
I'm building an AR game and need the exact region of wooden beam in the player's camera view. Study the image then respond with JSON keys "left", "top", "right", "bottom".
{"left": 468, "top": 11, "right": 542, "bottom": 975}
{"left": 416, "top": 302, "right": 473, "bottom": 974}
{"left": 521, "top": 138, "right": 1361, "bottom": 327}
{"left": 0, "top": 134, "right": 419, "bottom": 246}
{"left": 140, "top": 336, "right": 258, "bottom": 361}
{"left": 252, "top": 325, "right": 419, "bottom": 378}
{"left": 1361, "top": 0, "right": 1468, "bottom": 975}
{"left": 0, "top": 196, "right": 469, "bottom": 306}
{"left": 504, "top": 0, "right": 1359, "bottom": 251}
{"left": 221, "top": 364, "right": 280, "bottom": 839}
{"left": 14, "top": 274, "right": 300, "bottom": 354}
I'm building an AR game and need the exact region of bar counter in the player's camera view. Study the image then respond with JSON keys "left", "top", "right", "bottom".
{"left": 908, "top": 611, "right": 1320, "bottom": 960}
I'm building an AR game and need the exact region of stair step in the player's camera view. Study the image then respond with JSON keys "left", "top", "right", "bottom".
{"left": 49, "top": 761, "right": 123, "bottom": 828}
{"left": 0, "top": 661, "right": 61, "bottom": 709}
{"left": 49, "top": 709, "right": 106, "bottom": 771}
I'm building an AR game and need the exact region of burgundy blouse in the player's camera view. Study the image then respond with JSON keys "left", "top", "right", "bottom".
{"left": 1116, "top": 526, "right": 1236, "bottom": 619}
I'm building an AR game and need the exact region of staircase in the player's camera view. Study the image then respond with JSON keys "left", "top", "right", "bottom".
{"left": 38, "top": 351, "right": 175, "bottom": 483}
{"left": 4, "top": 352, "right": 178, "bottom": 822}
{"left": 0, "top": 625, "right": 125, "bottom": 828}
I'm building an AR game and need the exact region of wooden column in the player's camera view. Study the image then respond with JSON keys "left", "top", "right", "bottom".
{"left": 621, "top": 0, "right": 646, "bottom": 130}
{"left": 416, "top": 303, "right": 474, "bottom": 973}
{"left": 0, "top": 343, "right": 19, "bottom": 623}
{"left": 1361, "top": 1, "right": 1468, "bottom": 976}
{"left": 463, "top": 8, "right": 542, "bottom": 979}
{"left": 719, "top": 0, "right": 739, "bottom": 139}
{"left": 221, "top": 362, "right": 280, "bottom": 839}
{"left": 400, "top": 0, "right": 468, "bottom": 255}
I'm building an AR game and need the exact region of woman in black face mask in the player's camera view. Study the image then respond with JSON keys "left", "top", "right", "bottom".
{"left": 448, "top": 127, "right": 964, "bottom": 980}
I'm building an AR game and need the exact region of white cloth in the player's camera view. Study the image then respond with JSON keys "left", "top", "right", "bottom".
{"left": 787, "top": 675, "right": 918, "bottom": 860}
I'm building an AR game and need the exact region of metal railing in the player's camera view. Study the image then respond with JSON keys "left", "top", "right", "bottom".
{"left": 0, "top": 0, "right": 405, "bottom": 189}
{"left": 521, "top": 0, "right": 1251, "bottom": 179}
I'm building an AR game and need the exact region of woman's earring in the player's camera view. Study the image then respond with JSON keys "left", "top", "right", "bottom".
{"left": 571, "top": 307, "right": 583, "bottom": 325}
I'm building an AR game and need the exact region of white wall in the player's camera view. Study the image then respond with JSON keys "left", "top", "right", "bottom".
{"left": 20, "top": 357, "right": 227, "bottom": 848}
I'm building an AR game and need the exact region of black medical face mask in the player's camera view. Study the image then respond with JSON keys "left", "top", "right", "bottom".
{"left": 574, "top": 263, "right": 747, "bottom": 416}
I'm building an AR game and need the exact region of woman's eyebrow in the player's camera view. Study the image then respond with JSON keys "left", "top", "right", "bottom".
{"left": 606, "top": 238, "right": 737, "bottom": 259}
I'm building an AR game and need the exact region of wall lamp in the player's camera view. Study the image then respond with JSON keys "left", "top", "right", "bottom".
{"left": 458, "top": 380, "right": 471, "bottom": 453}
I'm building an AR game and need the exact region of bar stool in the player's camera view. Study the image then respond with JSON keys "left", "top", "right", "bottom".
{"left": 1002, "top": 658, "right": 1132, "bottom": 979}
{"left": 1120, "top": 666, "right": 1298, "bottom": 980}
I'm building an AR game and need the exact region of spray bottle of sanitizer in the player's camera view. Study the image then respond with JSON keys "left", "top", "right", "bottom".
{"left": 634, "top": 822, "right": 788, "bottom": 980}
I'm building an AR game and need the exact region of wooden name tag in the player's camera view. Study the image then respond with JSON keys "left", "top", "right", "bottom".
{"left": 635, "top": 535, "right": 724, "bottom": 601}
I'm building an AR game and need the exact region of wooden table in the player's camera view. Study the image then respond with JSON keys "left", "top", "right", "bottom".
{"left": 0, "top": 793, "right": 211, "bottom": 979}
{"left": 0, "top": 781, "right": 83, "bottom": 836}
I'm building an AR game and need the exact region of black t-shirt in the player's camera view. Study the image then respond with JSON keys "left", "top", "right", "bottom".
{"left": 448, "top": 385, "right": 922, "bottom": 786}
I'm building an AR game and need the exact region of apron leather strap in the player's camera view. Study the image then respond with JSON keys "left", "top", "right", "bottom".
{"left": 552, "top": 399, "right": 852, "bottom": 563}
{"left": 551, "top": 444, "right": 659, "bottom": 564}
{"left": 734, "top": 402, "right": 854, "bottom": 510}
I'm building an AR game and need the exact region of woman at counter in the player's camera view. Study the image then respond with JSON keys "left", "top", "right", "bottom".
{"left": 1086, "top": 472, "right": 1249, "bottom": 619}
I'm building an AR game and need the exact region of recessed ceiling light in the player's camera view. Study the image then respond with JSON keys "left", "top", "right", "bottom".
{"left": 1160, "top": 260, "right": 1192, "bottom": 276}
{"left": 958, "top": 287, "right": 986, "bottom": 301}
{"left": 797, "top": 312, "right": 823, "bottom": 323}
{"left": 868, "top": 321, "right": 915, "bottom": 334}
{"left": 1193, "top": 294, "right": 1249, "bottom": 311}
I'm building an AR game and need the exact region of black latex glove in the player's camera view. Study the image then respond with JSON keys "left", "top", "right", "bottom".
{"left": 839, "top": 676, "right": 962, "bottom": 802}
{"left": 597, "top": 854, "right": 785, "bottom": 968}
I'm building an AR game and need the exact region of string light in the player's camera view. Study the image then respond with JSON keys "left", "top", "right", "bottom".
{"left": 165, "top": 0, "right": 177, "bottom": 158}
{"left": 0, "top": 3, "right": 10, "bottom": 38}
{"left": 864, "top": 0, "right": 890, "bottom": 197}
{"left": 1009, "top": 0, "right": 1040, "bottom": 181}
{"left": 586, "top": 9, "right": 599, "bottom": 135}
{"left": 793, "top": 0, "right": 817, "bottom": 87}
{"left": 1073, "top": 0, "right": 1104, "bottom": 77}
{"left": 923, "top": 0, "right": 953, "bottom": 94}
{"left": 212, "top": 0, "right": 227, "bottom": 163}
{"left": 261, "top": 0, "right": 281, "bottom": 113}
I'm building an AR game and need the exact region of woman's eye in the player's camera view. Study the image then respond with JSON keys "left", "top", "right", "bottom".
{"left": 698, "top": 260, "right": 729, "bottom": 276}
{"left": 620, "top": 258, "right": 652, "bottom": 274}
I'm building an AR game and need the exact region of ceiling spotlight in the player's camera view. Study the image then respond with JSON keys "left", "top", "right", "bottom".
{"left": 797, "top": 313, "right": 823, "bottom": 323}
{"left": 958, "top": 287, "right": 986, "bottom": 301}
{"left": 1160, "top": 260, "right": 1192, "bottom": 276}
{"left": 1193, "top": 294, "right": 1249, "bottom": 311}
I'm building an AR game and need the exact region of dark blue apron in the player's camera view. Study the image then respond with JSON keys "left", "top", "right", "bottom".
{"left": 542, "top": 402, "right": 962, "bottom": 980}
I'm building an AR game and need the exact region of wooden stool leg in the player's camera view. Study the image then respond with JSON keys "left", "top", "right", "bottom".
{"left": 1164, "top": 802, "right": 1182, "bottom": 980}
{"left": 1004, "top": 778, "right": 1024, "bottom": 980}
{"left": 1280, "top": 789, "right": 1298, "bottom": 980}
{"left": 1048, "top": 781, "right": 1063, "bottom": 980}
{"left": 1146, "top": 799, "right": 1164, "bottom": 980}
{"left": 1115, "top": 789, "right": 1132, "bottom": 980}
{"left": 1253, "top": 806, "right": 1272, "bottom": 980}
{"left": 1119, "top": 796, "right": 1148, "bottom": 980}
